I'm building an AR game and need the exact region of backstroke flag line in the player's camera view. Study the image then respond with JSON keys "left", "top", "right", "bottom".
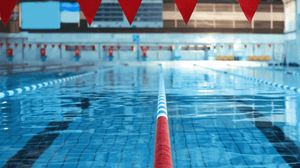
{"left": 0, "top": 0, "right": 18, "bottom": 26}
{"left": 0, "top": 0, "right": 261, "bottom": 26}
{"left": 77, "top": 0, "right": 102, "bottom": 26}
{"left": 118, "top": 0, "right": 142, "bottom": 25}
{"left": 238, "top": 0, "right": 261, "bottom": 23}
{"left": 174, "top": 0, "right": 198, "bottom": 24}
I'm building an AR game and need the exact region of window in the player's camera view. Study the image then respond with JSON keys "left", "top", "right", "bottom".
{"left": 273, "top": 21, "right": 284, "bottom": 29}
{"left": 197, "top": 20, "right": 214, "bottom": 28}
{"left": 177, "top": 20, "right": 195, "bottom": 28}
{"left": 215, "top": 4, "right": 233, "bottom": 12}
{"left": 254, "top": 21, "right": 271, "bottom": 29}
{"left": 215, "top": 20, "right": 233, "bottom": 28}
{"left": 163, "top": 20, "right": 175, "bottom": 28}
{"left": 163, "top": 3, "right": 175, "bottom": 11}
{"left": 235, "top": 21, "right": 251, "bottom": 28}
{"left": 196, "top": 4, "right": 214, "bottom": 12}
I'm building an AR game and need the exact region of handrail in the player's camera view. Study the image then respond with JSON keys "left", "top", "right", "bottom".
{"left": 153, "top": 68, "right": 173, "bottom": 168}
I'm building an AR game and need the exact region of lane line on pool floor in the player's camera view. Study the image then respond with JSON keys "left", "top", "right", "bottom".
{"left": 0, "top": 68, "right": 114, "bottom": 100}
{"left": 200, "top": 66, "right": 300, "bottom": 94}
{"left": 153, "top": 69, "right": 173, "bottom": 168}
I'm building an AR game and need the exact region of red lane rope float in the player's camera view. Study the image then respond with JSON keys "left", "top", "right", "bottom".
{"left": 153, "top": 71, "right": 173, "bottom": 168}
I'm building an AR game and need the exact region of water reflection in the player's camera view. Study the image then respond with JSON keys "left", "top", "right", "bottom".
{"left": 2, "top": 66, "right": 300, "bottom": 167}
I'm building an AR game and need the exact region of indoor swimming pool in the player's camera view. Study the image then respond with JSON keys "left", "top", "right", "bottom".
{"left": 0, "top": 65, "right": 300, "bottom": 168}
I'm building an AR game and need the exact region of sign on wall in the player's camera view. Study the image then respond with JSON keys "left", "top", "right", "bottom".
{"left": 133, "top": 35, "right": 140, "bottom": 42}
{"left": 21, "top": 2, "right": 60, "bottom": 29}
{"left": 61, "top": 2, "right": 80, "bottom": 23}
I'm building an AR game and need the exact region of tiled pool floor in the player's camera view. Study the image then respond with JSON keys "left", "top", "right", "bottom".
{"left": 0, "top": 66, "right": 300, "bottom": 167}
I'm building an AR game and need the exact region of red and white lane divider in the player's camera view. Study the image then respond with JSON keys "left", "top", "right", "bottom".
{"left": 153, "top": 70, "right": 173, "bottom": 168}
{"left": 0, "top": 68, "right": 114, "bottom": 99}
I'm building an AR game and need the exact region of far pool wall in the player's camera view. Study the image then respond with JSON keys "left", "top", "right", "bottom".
{"left": 0, "top": 33, "right": 285, "bottom": 66}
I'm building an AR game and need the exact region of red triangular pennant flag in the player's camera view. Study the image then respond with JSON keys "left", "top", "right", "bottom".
{"left": 29, "top": 44, "right": 32, "bottom": 48}
{"left": 6, "top": 43, "right": 10, "bottom": 47}
{"left": 58, "top": 44, "right": 61, "bottom": 49}
{"left": 238, "top": 0, "right": 260, "bottom": 23}
{"left": 174, "top": 0, "right": 198, "bottom": 24}
{"left": 23, "top": 44, "right": 26, "bottom": 48}
{"left": 44, "top": 44, "right": 47, "bottom": 48}
{"left": 52, "top": 44, "right": 55, "bottom": 48}
{"left": 118, "top": 0, "right": 142, "bottom": 25}
{"left": 77, "top": 0, "right": 102, "bottom": 26}
{"left": 37, "top": 44, "right": 41, "bottom": 48}
{"left": 0, "top": 43, "right": 3, "bottom": 47}
{"left": 0, "top": 0, "right": 18, "bottom": 26}
{"left": 14, "top": 43, "right": 18, "bottom": 47}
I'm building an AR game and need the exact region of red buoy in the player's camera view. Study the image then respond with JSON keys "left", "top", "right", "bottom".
{"left": 153, "top": 117, "right": 173, "bottom": 168}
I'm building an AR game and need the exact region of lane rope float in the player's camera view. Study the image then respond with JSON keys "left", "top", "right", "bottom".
{"left": 0, "top": 67, "right": 114, "bottom": 99}
{"left": 234, "top": 66, "right": 300, "bottom": 76}
{"left": 153, "top": 68, "right": 173, "bottom": 168}
{"left": 201, "top": 66, "right": 300, "bottom": 94}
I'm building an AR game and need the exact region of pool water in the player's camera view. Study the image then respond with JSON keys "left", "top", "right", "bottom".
{"left": 0, "top": 65, "right": 300, "bottom": 168}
